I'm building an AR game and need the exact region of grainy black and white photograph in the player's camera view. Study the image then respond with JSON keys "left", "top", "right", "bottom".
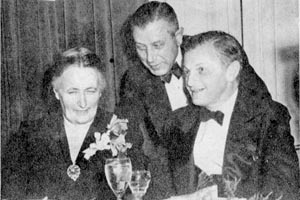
{"left": 1, "top": 0, "right": 299, "bottom": 200}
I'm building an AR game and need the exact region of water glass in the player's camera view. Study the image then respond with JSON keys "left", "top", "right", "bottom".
{"left": 105, "top": 157, "right": 132, "bottom": 200}
{"left": 129, "top": 170, "right": 151, "bottom": 200}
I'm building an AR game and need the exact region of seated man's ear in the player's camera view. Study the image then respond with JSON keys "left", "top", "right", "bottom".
{"left": 175, "top": 27, "right": 184, "bottom": 46}
{"left": 53, "top": 88, "right": 60, "bottom": 100}
{"left": 226, "top": 61, "right": 241, "bottom": 82}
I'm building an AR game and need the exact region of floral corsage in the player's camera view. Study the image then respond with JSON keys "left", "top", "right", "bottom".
{"left": 83, "top": 114, "right": 132, "bottom": 160}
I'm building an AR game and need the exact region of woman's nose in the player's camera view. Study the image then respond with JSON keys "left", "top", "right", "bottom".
{"left": 78, "top": 93, "right": 87, "bottom": 108}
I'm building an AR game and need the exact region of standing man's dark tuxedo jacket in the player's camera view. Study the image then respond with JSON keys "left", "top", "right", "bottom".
{"left": 163, "top": 82, "right": 300, "bottom": 199}
{"left": 2, "top": 108, "right": 132, "bottom": 200}
{"left": 118, "top": 60, "right": 189, "bottom": 199}
{"left": 119, "top": 60, "right": 189, "bottom": 142}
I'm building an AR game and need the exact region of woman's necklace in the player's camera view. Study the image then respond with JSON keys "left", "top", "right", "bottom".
{"left": 64, "top": 119, "right": 91, "bottom": 181}
{"left": 67, "top": 164, "right": 81, "bottom": 181}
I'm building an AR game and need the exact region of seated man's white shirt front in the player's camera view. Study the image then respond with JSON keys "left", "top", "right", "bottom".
{"left": 64, "top": 119, "right": 92, "bottom": 163}
{"left": 193, "top": 89, "right": 238, "bottom": 175}
{"left": 165, "top": 74, "right": 188, "bottom": 111}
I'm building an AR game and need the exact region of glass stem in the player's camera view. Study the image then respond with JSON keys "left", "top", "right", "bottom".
{"left": 117, "top": 196, "right": 122, "bottom": 200}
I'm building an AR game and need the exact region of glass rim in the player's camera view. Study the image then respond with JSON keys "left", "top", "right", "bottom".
{"left": 131, "top": 170, "right": 151, "bottom": 175}
{"left": 105, "top": 157, "right": 131, "bottom": 163}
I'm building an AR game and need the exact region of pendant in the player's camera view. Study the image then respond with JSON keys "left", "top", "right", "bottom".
{"left": 67, "top": 164, "right": 81, "bottom": 181}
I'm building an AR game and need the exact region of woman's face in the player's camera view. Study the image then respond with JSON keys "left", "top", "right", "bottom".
{"left": 53, "top": 65, "right": 102, "bottom": 125}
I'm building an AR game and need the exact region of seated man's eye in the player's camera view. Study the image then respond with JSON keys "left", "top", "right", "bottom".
{"left": 198, "top": 67, "right": 204, "bottom": 73}
{"left": 154, "top": 43, "right": 163, "bottom": 49}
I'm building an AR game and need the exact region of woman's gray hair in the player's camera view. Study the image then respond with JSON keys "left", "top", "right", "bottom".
{"left": 51, "top": 47, "right": 107, "bottom": 92}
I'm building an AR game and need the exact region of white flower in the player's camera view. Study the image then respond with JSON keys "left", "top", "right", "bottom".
{"left": 83, "top": 115, "right": 132, "bottom": 160}
{"left": 107, "top": 114, "right": 128, "bottom": 136}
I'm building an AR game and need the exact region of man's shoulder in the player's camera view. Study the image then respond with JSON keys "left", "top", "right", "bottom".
{"left": 267, "top": 100, "right": 290, "bottom": 122}
{"left": 237, "top": 85, "right": 291, "bottom": 126}
{"left": 123, "top": 62, "right": 157, "bottom": 85}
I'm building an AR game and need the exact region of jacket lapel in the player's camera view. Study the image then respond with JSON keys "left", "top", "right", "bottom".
{"left": 46, "top": 111, "right": 72, "bottom": 165}
{"left": 46, "top": 108, "right": 113, "bottom": 167}
{"left": 144, "top": 75, "right": 172, "bottom": 119}
{"left": 169, "top": 105, "right": 202, "bottom": 195}
{"left": 221, "top": 86, "right": 269, "bottom": 196}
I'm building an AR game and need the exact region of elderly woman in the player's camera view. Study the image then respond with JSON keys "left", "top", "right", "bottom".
{"left": 2, "top": 47, "right": 122, "bottom": 200}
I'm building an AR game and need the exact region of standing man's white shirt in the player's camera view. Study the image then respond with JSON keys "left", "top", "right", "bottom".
{"left": 165, "top": 74, "right": 188, "bottom": 111}
{"left": 165, "top": 50, "right": 188, "bottom": 111}
{"left": 193, "top": 89, "right": 238, "bottom": 175}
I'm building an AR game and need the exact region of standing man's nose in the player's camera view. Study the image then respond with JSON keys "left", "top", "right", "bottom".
{"left": 147, "top": 48, "right": 156, "bottom": 64}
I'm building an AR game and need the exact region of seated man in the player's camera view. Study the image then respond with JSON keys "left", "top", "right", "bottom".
{"left": 163, "top": 31, "right": 300, "bottom": 200}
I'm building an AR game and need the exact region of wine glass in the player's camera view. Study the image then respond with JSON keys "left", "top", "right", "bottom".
{"left": 129, "top": 170, "right": 151, "bottom": 200}
{"left": 105, "top": 157, "right": 132, "bottom": 200}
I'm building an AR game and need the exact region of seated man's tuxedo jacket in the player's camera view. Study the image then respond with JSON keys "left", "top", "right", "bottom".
{"left": 163, "top": 81, "right": 300, "bottom": 199}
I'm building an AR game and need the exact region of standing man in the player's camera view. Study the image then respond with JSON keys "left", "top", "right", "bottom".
{"left": 118, "top": 2, "right": 188, "bottom": 199}
{"left": 119, "top": 1, "right": 188, "bottom": 143}
{"left": 163, "top": 31, "right": 300, "bottom": 200}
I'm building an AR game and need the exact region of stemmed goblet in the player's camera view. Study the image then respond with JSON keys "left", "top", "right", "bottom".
{"left": 105, "top": 157, "right": 132, "bottom": 200}
{"left": 129, "top": 170, "right": 151, "bottom": 200}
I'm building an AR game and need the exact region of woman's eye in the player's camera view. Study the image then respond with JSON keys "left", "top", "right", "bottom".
{"left": 87, "top": 90, "right": 96, "bottom": 94}
{"left": 68, "top": 91, "right": 77, "bottom": 94}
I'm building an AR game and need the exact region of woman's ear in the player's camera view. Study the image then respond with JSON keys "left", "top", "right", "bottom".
{"left": 226, "top": 61, "right": 241, "bottom": 82}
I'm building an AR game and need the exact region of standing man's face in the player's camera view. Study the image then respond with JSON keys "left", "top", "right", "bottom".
{"left": 132, "top": 19, "right": 183, "bottom": 76}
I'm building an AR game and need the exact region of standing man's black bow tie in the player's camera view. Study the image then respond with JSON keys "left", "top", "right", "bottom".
{"left": 161, "top": 63, "right": 183, "bottom": 83}
{"left": 201, "top": 108, "right": 224, "bottom": 125}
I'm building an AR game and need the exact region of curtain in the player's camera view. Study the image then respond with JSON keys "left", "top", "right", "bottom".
{"left": 1, "top": 0, "right": 146, "bottom": 148}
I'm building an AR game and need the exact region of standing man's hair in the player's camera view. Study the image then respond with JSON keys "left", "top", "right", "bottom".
{"left": 120, "top": 1, "right": 179, "bottom": 61}
{"left": 182, "top": 31, "right": 249, "bottom": 68}
{"left": 130, "top": 1, "right": 179, "bottom": 31}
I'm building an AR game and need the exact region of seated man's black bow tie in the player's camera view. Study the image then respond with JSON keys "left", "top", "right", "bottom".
{"left": 160, "top": 63, "right": 183, "bottom": 83}
{"left": 201, "top": 108, "right": 224, "bottom": 125}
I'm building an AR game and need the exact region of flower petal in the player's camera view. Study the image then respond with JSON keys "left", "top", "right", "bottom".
{"left": 94, "top": 132, "right": 101, "bottom": 141}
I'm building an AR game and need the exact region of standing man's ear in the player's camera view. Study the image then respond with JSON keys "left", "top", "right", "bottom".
{"left": 175, "top": 27, "right": 184, "bottom": 46}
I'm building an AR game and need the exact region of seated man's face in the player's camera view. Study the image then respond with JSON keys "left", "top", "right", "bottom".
{"left": 132, "top": 19, "right": 182, "bottom": 76}
{"left": 53, "top": 65, "right": 102, "bottom": 125}
{"left": 183, "top": 43, "right": 233, "bottom": 110}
